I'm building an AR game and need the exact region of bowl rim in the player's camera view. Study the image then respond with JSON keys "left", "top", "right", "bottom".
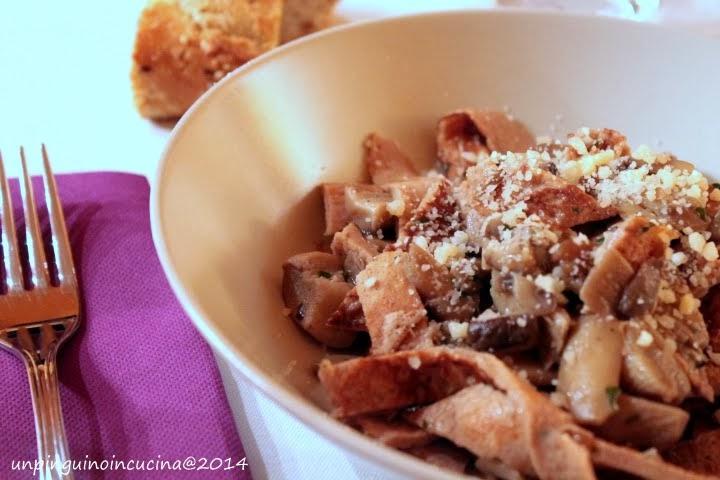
{"left": 149, "top": 8, "right": 720, "bottom": 478}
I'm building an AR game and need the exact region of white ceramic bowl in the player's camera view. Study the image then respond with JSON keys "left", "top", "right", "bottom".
{"left": 151, "top": 10, "right": 720, "bottom": 479}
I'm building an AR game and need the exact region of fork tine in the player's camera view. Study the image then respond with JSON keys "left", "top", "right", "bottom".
{"left": 20, "top": 147, "right": 50, "bottom": 289}
{"left": 0, "top": 150, "right": 24, "bottom": 291}
{"left": 41, "top": 145, "right": 75, "bottom": 288}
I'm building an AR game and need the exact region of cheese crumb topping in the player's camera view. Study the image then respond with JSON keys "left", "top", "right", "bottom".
{"left": 446, "top": 321, "right": 469, "bottom": 340}
{"left": 636, "top": 330, "right": 654, "bottom": 347}
{"left": 679, "top": 293, "right": 701, "bottom": 316}
{"left": 688, "top": 232, "right": 707, "bottom": 253}
{"left": 387, "top": 198, "right": 406, "bottom": 217}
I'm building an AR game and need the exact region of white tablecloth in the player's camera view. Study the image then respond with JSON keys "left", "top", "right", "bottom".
{"left": 1, "top": 1, "right": 718, "bottom": 479}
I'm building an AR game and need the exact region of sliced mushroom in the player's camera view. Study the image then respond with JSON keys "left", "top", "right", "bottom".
{"left": 467, "top": 314, "right": 541, "bottom": 354}
{"left": 322, "top": 183, "right": 353, "bottom": 235}
{"left": 364, "top": 132, "right": 420, "bottom": 185}
{"left": 539, "top": 309, "right": 572, "bottom": 368}
{"left": 617, "top": 258, "right": 663, "bottom": 319}
{"left": 282, "top": 252, "right": 357, "bottom": 347}
{"left": 490, "top": 270, "right": 557, "bottom": 316}
{"left": 345, "top": 184, "right": 394, "bottom": 233}
{"left": 481, "top": 225, "right": 553, "bottom": 275}
{"left": 621, "top": 323, "right": 691, "bottom": 404}
{"left": 580, "top": 248, "right": 635, "bottom": 317}
{"left": 581, "top": 217, "right": 674, "bottom": 317}
{"left": 557, "top": 315, "right": 624, "bottom": 425}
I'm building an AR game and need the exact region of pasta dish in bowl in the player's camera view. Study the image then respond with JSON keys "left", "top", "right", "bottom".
{"left": 151, "top": 9, "right": 720, "bottom": 480}
{"left": 283, "top": 109, "right": 720, "bottom": 479}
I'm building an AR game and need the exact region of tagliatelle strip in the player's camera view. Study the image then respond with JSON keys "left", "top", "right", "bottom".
{"left": 282, "top": 108, "right": 720, "bottom": 479}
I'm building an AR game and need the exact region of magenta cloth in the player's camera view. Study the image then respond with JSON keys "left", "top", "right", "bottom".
{"left": 0, "top": 172, "right": 249, "bottom": 479}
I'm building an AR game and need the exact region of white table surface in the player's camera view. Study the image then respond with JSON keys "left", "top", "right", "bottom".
{"left": 1, "top": 1, "right": 718, "bottom": 479}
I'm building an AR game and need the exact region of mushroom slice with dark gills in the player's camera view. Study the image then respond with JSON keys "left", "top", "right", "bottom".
{"left": 480, "top": 222, "right": 556, "bottom": 275}
{"left": 465, "top": 314, "right": 541, "bottom": 354}
{"left": 282, "top": 252, "right": 357, "bottom": 347}
{"left": 490, "top": 270, "right": 559, "bottom": 317}
{"left": 617, "top": 258, "right": 664, "bottom": 319}
{"left": 580, "top": 216, "right": 677, "bottom": 317}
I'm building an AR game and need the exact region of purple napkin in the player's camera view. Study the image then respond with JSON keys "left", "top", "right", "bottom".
{"left": 0, "top": 172, "right": 249, "bottom": 479}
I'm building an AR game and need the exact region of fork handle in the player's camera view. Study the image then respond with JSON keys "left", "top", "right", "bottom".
{"left": 23, "top": 349, "right": 73, "bottom": 480}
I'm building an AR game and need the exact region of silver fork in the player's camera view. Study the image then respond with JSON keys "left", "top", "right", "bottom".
{"left": 0, "top": 146, "right": 79, "bottom": 480}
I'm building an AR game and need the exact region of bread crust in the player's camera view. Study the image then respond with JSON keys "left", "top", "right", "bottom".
{"left": 280, "top": 0, "right": 339, "bottom": 43}
{"left": 131, "top": 0, "right": 282, "bottom": 119}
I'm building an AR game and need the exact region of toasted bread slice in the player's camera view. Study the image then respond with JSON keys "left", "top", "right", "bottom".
{"left": 131, "top": 0, "right": 282, "bottom": 119}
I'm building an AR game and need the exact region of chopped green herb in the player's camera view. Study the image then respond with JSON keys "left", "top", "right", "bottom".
{"left": 713, "top": 182, "right": 720, "bottom": 190}
{"left": 595, "top": 236, "right": 605, "bottom": 245}
{"left": 605, "top": 386, "right": 622, "bottom": 409}
{"left": 317, "top": 271, "right": 332, "bottom": 279}
{"left": 696, "top": 207, "right": 707, "bottom": 221}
